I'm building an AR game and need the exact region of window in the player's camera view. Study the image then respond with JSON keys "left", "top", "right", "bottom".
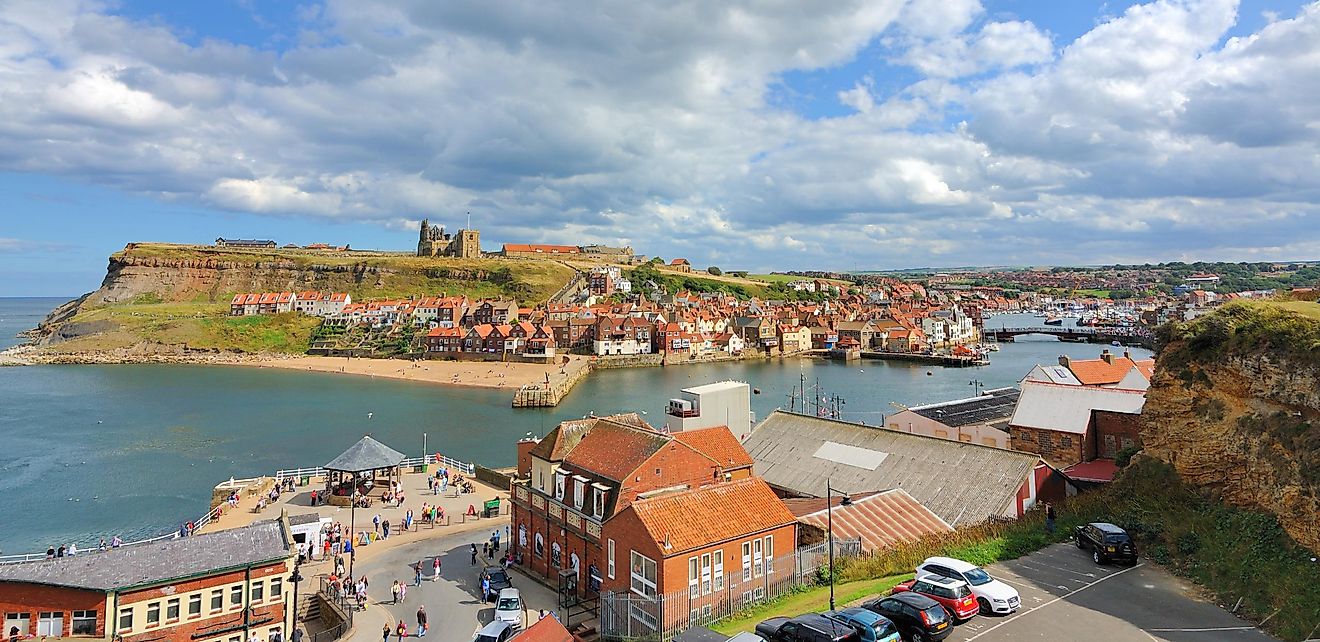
{"left": 210, "top": 589, "right": 224, "bottom": 612}
{"left": 118, "top": 607, "right": 133, "bottom": 632}
{"left": 752, "top": 538, "right": 764, "bottom": 578}
{"left": 594, "top": 487, "right": 606, "bottom": 517}
{"left": 688, "top": 557, "right": 699, "bottom": 598}
{"left": 742, "top": 542, "right": 752, "bottom": 581}
{"left": 607, "top": 539, "right": 616, "bottom": 579}
{"left": 6, "top": 613, "right": 31, "bottom": 637}
{"left": 251, "top": 582, "right": 265, "bottom": 603}
{"left": 166, "top": 598, "right": 180, "bottom": 621}
{"left": 37, "top": 612, "right": 63, "bottom": 636}
{"left": 230, "top": 585, "right": 243, "bottom": 606}
{"left": 554, "top": 472, "right": 565, "bottom": 500}
{"left": 700, "top": 553, "right": 712, "bottom": 595}
{"left": 764, "top": 536, "right": 774, "bottom": 575}
{"left": 551, "top": 542, "right": 562, "bottom": 568}
{"left": 72, "top": 610, "right": 96, "bottom": 635}
{"left": 573, "top": 477, "right": 585, "bottom": 509}
{"left": 270, "top": 578, "right": 283, "bottom": 601}
{"left": 630, "top": 551, "right": 657, "bottom": 598}
{"left": 188, "top": 594, "right": 202, "bottom": 617}
{"left": 537, "top": 469, "right": 545, "bottom": 491}
{"left": 145, "top": 602, "right": 160, "bottom": 627}
{"left": 713, "top": 551, "right": 724, "bottom": 591}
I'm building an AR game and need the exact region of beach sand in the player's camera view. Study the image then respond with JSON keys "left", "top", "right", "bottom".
{"left": 250, "top": 354, "right": 586, "bottom": 390}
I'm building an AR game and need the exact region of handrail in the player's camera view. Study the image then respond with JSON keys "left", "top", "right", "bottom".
{"left": 1, "top": 454, "right": 476, "bottom": 565}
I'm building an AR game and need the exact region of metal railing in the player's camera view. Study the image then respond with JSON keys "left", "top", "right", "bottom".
{"left": 0, "top": 455, "right": 474, "bottom": 565}
{"left": 310, "top": 576, "right": 355, "bottom": 642}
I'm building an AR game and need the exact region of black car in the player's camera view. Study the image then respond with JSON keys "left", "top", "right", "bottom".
{"left": 861, "top": 593, "right": 951, "bottom": 642}
{"left": 1075, "top": 522, "right": 1138, "bottom": 565}
{"left": 755, "top": 614, "right": 861, "bottom": 642}
{"left": 479, "top": 566, "right": 512, "bottom": 600}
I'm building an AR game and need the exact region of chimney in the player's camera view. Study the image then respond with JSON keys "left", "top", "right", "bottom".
{"left": 516, "top": 438, "right": 539, "bottom": 478}
{"left": 1123, "top": 349, "right": 1132, "bottom": 360}
{"left": 1101, "top": 349, "right": 1114, "bottom": 364}
{"left": 1058, "top": 355, "right": 1070, "bottom": 368}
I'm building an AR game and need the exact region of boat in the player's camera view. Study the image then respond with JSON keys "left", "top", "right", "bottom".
{"left": 1043, "top": 317, "right": 1063, "bottom": 326}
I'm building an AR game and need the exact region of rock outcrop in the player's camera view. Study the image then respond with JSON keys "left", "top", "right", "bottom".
{"left": 1142, "top": 302, "right": 1320, "bottom": 553}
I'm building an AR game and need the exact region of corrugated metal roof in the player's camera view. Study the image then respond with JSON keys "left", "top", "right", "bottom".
{"left": 1009, "top": 381, "right": 1146, "bottom": 435}
{"left": 745, "top": 411, "right": 1041, "bottom": 526}
{"left": 788, "top": 489, "right": 953, "bottom": 552}
{"left": 908, "top": 388, "right": 1020, "bottom": 427}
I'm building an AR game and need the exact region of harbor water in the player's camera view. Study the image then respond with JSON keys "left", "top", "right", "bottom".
{"left": 0, "top": 299, "right": 1150, "bottom": 555}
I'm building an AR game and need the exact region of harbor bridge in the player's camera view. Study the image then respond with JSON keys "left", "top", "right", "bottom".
{"left": 985, "top": 326, "right": 1155, "bottom": 349}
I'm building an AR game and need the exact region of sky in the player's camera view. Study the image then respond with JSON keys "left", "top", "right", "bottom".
{"left": 1, "top": 0, "right": 1318, "bottom": 296}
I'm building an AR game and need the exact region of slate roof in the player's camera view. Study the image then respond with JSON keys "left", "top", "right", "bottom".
{"left": 744, "top": 411, "right": 1042, "bottom": 526}
{"left": 626, "top": 478, "right": 795, "bottom": 555}
{"left": 673, "top": 426, "right": 755, "bottom": 470}
{"left": 324, "top": 435, "right": 406, "bottom": 472}
{"left": 908, "top": 388, "right": 1020, "bottom": 427}
{"left": 1009, "top": 381, "right": 1146, "bottom": 435}
{"left": 786, "top": 489, "right": 953, "bottom": 553}
{"left": 0, "top": 519, "right": 291, "bottom": 591}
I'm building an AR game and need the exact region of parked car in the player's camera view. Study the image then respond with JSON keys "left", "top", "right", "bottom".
{"left": 474, "top": 620, "right": 513, "bottom": 642}
{"left": 891, "top": 575, "right": 978, "bottom": 622}
{"left": 825, "top": 607, "right": 902, "bottom": 642}
{"left": 860, "top": 593, "right": 951, "bottom": 642}
{"left": 1075, "top": 522, "right": 1139, "bottom": 565}
{"left": 479, "top": 567, "right": 512, "bottom": 601}
{"left": 916, "top": 557, "right": 1020, "bottom": 615}
{"left": 494, "top": 587, "right": 524, "bottom": 630}
{"left": 755, "top": 614, "right": 861, "bottom": 642}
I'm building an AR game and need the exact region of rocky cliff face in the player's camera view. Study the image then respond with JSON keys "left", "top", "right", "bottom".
{"left": 1142, "top": 302, "right": 1320, "bottom": 553}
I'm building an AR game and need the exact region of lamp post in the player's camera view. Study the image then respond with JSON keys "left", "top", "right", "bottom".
{"left": 826, "top": 480, "right": 852, "bottom": 611}
{"left": 287, "top": 559, "right": 304, "bottom": 638}
{"left": 423, "top": 432, "right": 428, "bottom": 465}
{"left": 969, "top": 379, "right": 984, "bottom": 396}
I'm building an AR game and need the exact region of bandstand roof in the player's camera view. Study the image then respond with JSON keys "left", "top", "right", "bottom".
{"left": 324, "top": 435, "right": 405, "bottom": 472}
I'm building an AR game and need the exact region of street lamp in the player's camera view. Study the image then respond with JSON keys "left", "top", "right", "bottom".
{"left": 287, "top": 560, "right": 304, "bottom": 638}
{"left": 969, "top": 379, "right": 984, "bottom": 396}
{"left": 826, "top": 480, "right": 852, "bottom": 611}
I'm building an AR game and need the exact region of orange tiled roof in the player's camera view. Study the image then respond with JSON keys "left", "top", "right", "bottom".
{"left": 563, "top": 420, "right": 669, "bottom": 482}
{"left": 627, "top": 477, "right": 796, "bottom": 555}
{"left": 673, "top": 426, "right": 754, "bottom": 469}
{"left": 515, "top": 615, "right": 573, "bottom": 642}
{"left": 1067, "top": 356, "right": 1149, "bottom": 385}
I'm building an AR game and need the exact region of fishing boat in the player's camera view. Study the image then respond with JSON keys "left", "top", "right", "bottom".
{"left": 1043, "top": 316, "right": 1063, "bottom": 326}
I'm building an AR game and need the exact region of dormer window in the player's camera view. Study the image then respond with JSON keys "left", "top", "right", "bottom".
{"left": 573, "top": 475, "right": 589, "bottom": 509}
{"left": 593, "top": 485, "right": 608, "bottom": 518}
{"left": 554, "top": 470, "right": 566, "bottom": 501}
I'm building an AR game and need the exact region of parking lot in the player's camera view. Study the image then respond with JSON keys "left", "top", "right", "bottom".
{"left": 940, "top": 543, "right": 1275, "bottom": 641}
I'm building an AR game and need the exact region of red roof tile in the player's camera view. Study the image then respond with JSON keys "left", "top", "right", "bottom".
{"left": 514, "top": 614, "right": 573, "bottom": 642}
{"left": 786, "top": 489, "right": 952, "bottom": 553}
{"left": 627, "top": 478, "right": 796, "bottom": 555}
{"left": 673, "top": 426, "right": 754, "bottom": 470}
{"left": 563, "top": 420, "right": 670, "bottom": 482}
{"left": 1062, "top": 459, "right": 1119, "bottom": 483}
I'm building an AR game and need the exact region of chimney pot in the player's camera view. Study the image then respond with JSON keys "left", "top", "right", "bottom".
{"left": 1058, "top": 355, "right": 1070, "bottom": 367}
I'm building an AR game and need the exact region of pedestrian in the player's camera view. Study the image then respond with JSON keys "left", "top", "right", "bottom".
{"left": 396, "top": 621, "right": 408, "bottom": 641}
{"left": 483, "top": 541, "right": 489, "bottom": 558}
{"left": 433, "top": 556, "right": 441, "bottom": 579}
{"left": 292, "top": 628, "right": 304, "bottom": 642}
{"left": 382, "top": 623, "right": 391, "bottom": 642}
{"left": 471, "top": 544, "right": 478, "bottom": 565}
{"left": 373, "top": 514, "right": 381, "bottom": 534}
{"left": 57, "top": 544, "right": 65, "bottom": 558}
{"left": 416, "top": 605, "right": 428, "bottom": 637}
{"left": 1045, "top": 502, "right": 1057, "bottom": 535}
{"left": 310, "top": 489, "right": 317, "bottom": 506}
{"left": 415, "top": 563, "right": 423, "bottom": 586}
{"left": 383, "top": 519, "right": 390, "bottom": 539}
{"left": 482, "top": 576, "right": 491, "bottom": 603}
{"left": 46, "top": 545, "right": 55, "bottom": 559}
{"left": 399, "top": 581, "right": 407, "bottom": 603}
{"left": 391, "top": 580, "right": 401, "bottom": 604}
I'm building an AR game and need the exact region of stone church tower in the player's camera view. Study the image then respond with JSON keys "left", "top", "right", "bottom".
{"left": 417, "top": 218, "right": 481, "bottom": 258}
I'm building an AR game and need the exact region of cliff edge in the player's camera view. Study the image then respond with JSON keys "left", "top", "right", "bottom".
{"left": 1142, "top": 300, "right": 1320, "bottom": 553}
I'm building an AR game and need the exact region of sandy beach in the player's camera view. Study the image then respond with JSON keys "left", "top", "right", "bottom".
{"left": 249, "top": 354, "right": 587, "bottom": 390}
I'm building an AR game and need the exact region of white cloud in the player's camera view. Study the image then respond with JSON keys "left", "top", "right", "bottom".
{"left": 0, "top": 0, "right": 1317, "bottom": 271}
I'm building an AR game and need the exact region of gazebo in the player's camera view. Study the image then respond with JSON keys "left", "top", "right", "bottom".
{"left": 323, "top": 435, "right": 405, "bottom": 577}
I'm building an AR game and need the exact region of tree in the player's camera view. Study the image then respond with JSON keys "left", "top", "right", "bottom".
{"left": 707, "top": 266, "right": 722, "bottom": 276}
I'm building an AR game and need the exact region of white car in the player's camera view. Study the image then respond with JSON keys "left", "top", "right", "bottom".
{"left": 916, "top": 556, "right": 1020, "bottom": 615}
{"left": 494, "top": 587, "right": 524, "bottom": 630}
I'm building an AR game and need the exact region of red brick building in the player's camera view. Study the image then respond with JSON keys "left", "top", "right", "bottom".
{"left": 1008, "top": 381, "right": 1146, "bottom": 468}
{"left": 509, "top": 413, "right": 795, "bottom": 637}
{"left": 0, "top": 519, "right": 293, "bottom": 642}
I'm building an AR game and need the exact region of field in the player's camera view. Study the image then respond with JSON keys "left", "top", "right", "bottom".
{"left": 53, "top": 302, "right": 322, "bottom": 354}
{"left": 748, "top": 273, "right": 852, "bottom": 286}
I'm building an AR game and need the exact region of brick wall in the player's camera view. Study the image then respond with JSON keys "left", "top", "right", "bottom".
{"left": 0, "top": 582, "right": 106, "bottom": 638}
{"left": 1091, "top": 410, "right": 1141, "bottom": 460}
{"left": 1010, "top": 425, "right": 1084, "bottom": 467}
{"left": 117, "top": 560, "right": 289, "bottom": 642}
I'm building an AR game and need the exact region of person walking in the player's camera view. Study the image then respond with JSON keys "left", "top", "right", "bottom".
{"left": 433, "top": 556, "right": 441, "bottom": 579}
{"left": 414, "top": 562, "right": 423, "bottom": 586}
{"left": 416, "top": 605, "right": 428, "bottom": 637}
{"left": 395, "top": 621, "right": 408, "bottom": 641}
{"left": 373, "top": 514, "right": 381, "bottom": 534}
{"left": 382, "top": 519, "right": 391, "bottom": 540}
{"left": 399, "top": 582, "right": 407, "bottom": 603}
{"left": 1045, "top": 502, "right": 1057, "bottom": 535}
{"left": 482, "top": 576, "right": 491, "bottom": 604}
{"left": 382, "top": 623, "right": 391, "bottom": 642}
{"left": 391, "top": 580, "right": 401, "bottom": 604}
{"left": 470, "top": 543, "right": 478, "bottom": 565}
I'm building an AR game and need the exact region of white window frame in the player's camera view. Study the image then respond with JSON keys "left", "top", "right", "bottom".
{"left": 764, "top": 535, "right": 774, "bottom": 575}
{"left": 71, "top": 610, "right": 96, "bottom": 635}
{"left": 701, "top": 553, "right": 712, "bottom": 595}
{"left": 146, "top": 602, "right": 160, "bottom": 627}
{"left": 688, "top": 556, "right": 699, "bottom": 598}
{"left": 573, "top": 476, "right": 587, "bottom": 509}
{"left": 270, "top": 577, "right": 283, "bottom": 602}
{"left": 554, "top": 471, "right": 566, "bottom": 501}
{"left": 753, "top": 538, "right": 764, "bottom": 578}
{"left": 742, "top": 542, "right": 752, "bottom": 581}
{"left": 594, "top": 486, "right": 607, "bottom": 518}
{"left": 118, "top": 607, "right": 133, "bottom": 633}
{"left": 188, "top": 594, "right": 202, "bottom": 618}
{"left": 36, "top": 612, "right": 62, "bottom": 637}
{"left": 607, "top": 539, "right": 616, "bottom": 579}
{"left": 166, "top": 597, "right": 180, "bottom": 621}
{"left": 630, "top": 551, "right": 657, "bottom": 599}
{"left": 713, "top": 550, "right": 724, "bottom": 591}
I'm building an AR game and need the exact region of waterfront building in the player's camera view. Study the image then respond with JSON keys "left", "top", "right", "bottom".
{"left": 0, "top": 518, "right": 293, "bottom": 642}
{"left": 886, "top": 387, "right": 1020, "bottom": 449}
{"left": 1007, "top": 381, "right": 1146, "bottom": 469}
{"left": 663, "top": 381, "right": 754, "bottom": 439}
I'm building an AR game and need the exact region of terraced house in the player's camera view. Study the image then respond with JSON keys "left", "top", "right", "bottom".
{"left": 0, "top": 519, "right": 293, "bottom": 642}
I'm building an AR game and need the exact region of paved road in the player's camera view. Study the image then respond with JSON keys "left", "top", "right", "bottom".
{"left": 346, "top": 530, "right": 560, "bottom": 642}
{"left": 940, "top": 543, "right": 1275, "bottom": 642}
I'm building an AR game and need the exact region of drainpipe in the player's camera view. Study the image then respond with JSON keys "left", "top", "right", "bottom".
{"left": 110, "top": 591, "right": 120, "bottom": 642}
{"left": 243, "top": 564, "right": 253, "bottom": 639}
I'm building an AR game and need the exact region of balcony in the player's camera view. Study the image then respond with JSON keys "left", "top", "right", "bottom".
{"left": 666, "top": 407, "right": 700, "bottom": 418}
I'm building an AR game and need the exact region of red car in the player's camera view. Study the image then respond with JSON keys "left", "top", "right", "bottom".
{"left": 890, "top": 574, "right": 979, "bottom": 622}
